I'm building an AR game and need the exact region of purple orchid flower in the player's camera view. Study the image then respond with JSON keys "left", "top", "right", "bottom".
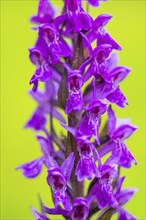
{"left": 16, "top": 157, "right": 44, "bottom": 178}
{"left": 25, "top": 107, "right": 47, "bottom": 131}
{"left": 59, "top": 61, "right": 85, "bottom": 114}
{"left": 16, "top": 134, "right": 55, "bottom": 178}
{"left": 115, "top": 176, "right": 138, "bottom": 206}
{"left": 61, "top": 97, "right": 107, "bottom": 144}
{"left": 86, "top": 13, "right": 121, "bottom": 51}
{"left": 78, "top": 99, "right": 107, "bottom": 144}
{"left": 96, "top": 176, "right": 138, "bottom": 219}
{"left": 83, "top": 44, "right": 113, "bottom": 82}
{"left": 66, "top": 69, "right": 84, "bottom": 114}
{"left": 25, "top": 79, "right": 65, "bottom": 131}
{"left": 84, "top": 52, "right": 131, "bottom": 108}
{"left": 71, "top": 197, "right": 89, "bottom": 220}
{"left": 99, "top": 105, "right": 137, "bottom": 168}
{"left": 88, "top": 163, "right": 118, "bottom": 209}
{"left": 118, "top": 209, "right": 137, "bottom": 220}
{"left": 84, "top": 14, "right": 112, "bottom": 46}
{"left": 60, "top": 121, "right": 101, "bottom": 181}
{"left": 55, "top": 0, "right": 92, "bottom": 33}
{"left": 30, "top": 0, "right": 55, "bottom": 24}
{"left": 46, "top": 152, "right": 75, "bottom": 210}
{"left": 39, "top": 24, "right": 71, "bottom": 64}
{"left": 75, "top": 139, "right": 100, "bottom": 181}
{"left": 115, "top": 176, "right": 138, "bottom": 220}
{"left": 97, "top": 28, "right": 122, "bottom": 50}
{"left": 43, "top": 197, "right": 89, "bottom": 220}
{"left": 29, "top": 37, "right": 52, "bottom": 89}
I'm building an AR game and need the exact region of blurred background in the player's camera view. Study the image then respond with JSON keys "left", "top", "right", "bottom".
{"left": 1, "top": 0, "right": 145, "bottom": 219}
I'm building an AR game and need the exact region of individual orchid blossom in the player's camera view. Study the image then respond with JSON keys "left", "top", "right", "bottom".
{"left": 18, "top": 0, "right": 138, "bottom": 219}
{"left": 30, "top": 0, "right": 55, "bottom": 24}
{"left": 46, "top": 152, "right": 75, "bottom": 210}
{"left": 75, "top": 140, "right": 100, "bottom": 181}
{"left": 42, "top": 197, "right": 89, "bottom": 220}
{"left": 55, "top": 0, "right": 92, "bottom": 33}
{"left": 99, "top": 105, "right": 137, "bottom": 168}
{"left": 87, "top": 163, "right": 119, "bottom": 209}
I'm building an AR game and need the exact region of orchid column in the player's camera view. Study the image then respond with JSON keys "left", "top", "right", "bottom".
{"left": 17, "top": 0, "right": 138, "bottom": 219}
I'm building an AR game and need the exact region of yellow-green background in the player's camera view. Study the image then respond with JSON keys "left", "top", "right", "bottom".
{"left": 1, "top": 0, "right": 145, "bottom": 219}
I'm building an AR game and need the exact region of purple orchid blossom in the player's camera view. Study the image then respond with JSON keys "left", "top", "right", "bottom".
{"left": 43, "top": 197, "right": 89, "bottom": 220}
{"left": 39, "top": 23, "right": 71, "bottom": 64}
{"left": 99, "top": 105, "right": 137, "bottom": 168}
{"left": 24, "top": 107, "right": 45, "bottom": 131}
{"left": 55, "top": 0, "right": 92, "bottom": 33}
{"left": 88, "top": 163, "right": 118, "bottom": 209}
{"left": 75, "top": 139, "right": 100, "bottom": 181}
{"left": 46, "top": 152, "right": 75, "bottom": 210}
{"left": 78, "top": 99, "right": 107, "bottom": 144}
{"left": 16, "top": 157, "right": 44, "bottom": 178}
{"left": 18, "top": 0, "right": 138, "bottom": 219}
{"left": 112, "top": 176, "right": 138, "bottom": 220}
{"left": 25, "top": 79, "right": 65, "bottom": 131}
{"left": 30, "top": 0, "right": 55, "bottom": 24}
{"left": 16, "top": 135, "right": 56, "bottom": 178}
{"left": 84, "top": 49, "right": 130, "bottom": 108}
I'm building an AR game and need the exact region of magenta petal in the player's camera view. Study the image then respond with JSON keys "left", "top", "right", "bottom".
{"left": 61, "top": 191, "right": 72, "bottom": 210}
{"left": 115, "top": 176, "right": 126, "bottom": 196}
{"left": 98, "top": 140, "right": 116, "bottom": 157}
{"left": 52, "top": 108, "right": 66, "bottom": 123}
{"left": 117, "top": 188, "right": 138, "bottom": 206}
{"left": 65, "top": 91, "right": 84, "bottom": 114}
{"left": 96, "top": 82, "right": 117, "bottom": 99}
{"left": 46, "top": 155, "right": 59, "bottom": 168}
{"left": 75, "top": 156, "right": 97, "bottom": 181}
{"left": 110, "top": 66, "right": 131, "bottom": 84}
{"left": 88, "top": 0, "right": 100, "bottom": 7}
{"left": 118, "top": 209, "right": 137, "bottom": 220}
{"left": 83, "top": 63, "right": 95, "bottom": 82}
{"left": 80, "top": 12, "right": 92, "bottom": 31}
{"left": 97, "top": 30, "right": 122, "bottom": 50}
{"left": 37, "top": 135, "right": 55, "bottom": 157}
{"left": 105, "top": 142, "right": 137, "bottom": 168}
{"left": 93, "top": 44, "right": 112, "bottom": 63}
{"left": 106, "top": 87, "right": 128, "bottom": 108}
{"left": 25, "top": 108, "right": 46, "bottom": 131}
{"left": 61, "top": 123, "right": 76, "bottom": 137}
{"left": 86, "top": 30, "right": 98, "bottom": 44}
{"left": 31, "top": 207, "right": 50, "bottom": 220}
{"left": 61, "top": 152, "right": 75, "bottom": 181}
{"left": 31, "top": 64, "right": 52, "bottom": 83}
{"left": 113, "top": 124, "right": 138, "bottom": 140}
{"left": 93, "top": 14, "right": 112, "bottom": 29}
{"left": 54, "top": 14, "right": 67, "bottom": 31}
{"left": 107, "top": 105, "right": 116, "bottom": 137}
{"left": 43, "top": 205, "right": 71, "bottom": 216}
{"left": 30, "top": 0, "right": 55, "bottom": 24}
{"left": 58, "top": 40, "right": 71, "bottom": 57}
{"left": 53, "top": 190, "right": 72, "bottom": 210}
{"left": 29, "top": 89, "right": 48, "bottom": 103}
{"left": 71, "top": 197, "right": 89, "bottom": 220}
{"left": 106, "top": 53, "right": 119, "bottom": 72}
{"left": 16, "top": 157, "right": 43, "bottom": 178}
{"left": 97, "top": 183, "right": 118, "bottom": 209}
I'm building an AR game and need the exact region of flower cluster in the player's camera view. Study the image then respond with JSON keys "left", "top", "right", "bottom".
{"left": 17, "top": 0, "right": 138, "bottom": 219}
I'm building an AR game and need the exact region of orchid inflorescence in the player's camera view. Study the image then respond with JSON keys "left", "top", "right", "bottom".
{"left": 17, "top": 0, "right": 138, "bottom": 219}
